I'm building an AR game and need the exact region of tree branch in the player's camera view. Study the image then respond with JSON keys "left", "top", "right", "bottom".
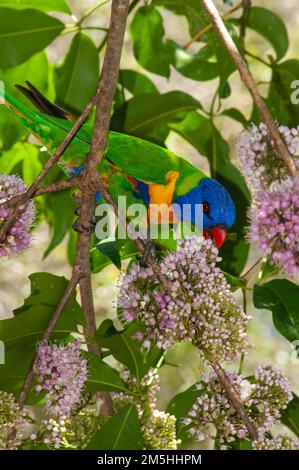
{"left": 201, "top": 0, "right": 298, "bottom": 177}
{"left": 18, "top": 0, "right": 129, "bottom": 418}
{"left": 4, "top": 176, "right": 82, "bottom": 208}
{"left": 212, "top": 362, "right": 259, "bottom": 440}
{"left": 71, "top": 0, "right": 130, "bottom": 417}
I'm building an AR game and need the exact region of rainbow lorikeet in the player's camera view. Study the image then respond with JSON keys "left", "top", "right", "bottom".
{"left": 1, "top": 82, "right": 236, "bottom": 248}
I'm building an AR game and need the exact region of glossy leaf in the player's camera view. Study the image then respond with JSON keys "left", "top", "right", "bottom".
{"left": 0, "top": 273, "right": 85, "bottom": 396}
{"left": 55, "top": 32, "right": 99, "bottom": 114}
{"left": 248, "top": 7, "right": 288, "bottom": 61}
{"left": 168, "top": 41, "right": 219, "bottom": 82}
{"left": 221, "top": 108, "right": 248, "bottom": 127}
{"left": 86, "top": 404, "right": 143, "bottom": 450}
{"left": 85, "top": 352, "right": 129, "bottom": 394}
{"left": 119, "top": 69, "right": 159, "bottom": 96}
{"left": 0, "top": 142, "right": 41, "bottom": 182}
{"left": 131, "top": 6, "right": 172, "bottom": 77}
{"left": 42, "top": 164, "right": 76, "bottom": 257}
{"left": 91, "top": 239, "right": 138, "bottom": 274}
{"left": 166, "top": 383, "right": 203, "bottom": 443}
{"left": 122, "top": 91, "right": 201, "bottom": 136}
{"left": 153, "top": 1, "right": 237, "bottom": 92}
{"left": 281, "top": 394, "right": 299, "bottom": 437}
{"left": 95, "top": 238, "right": 121, "bottom": 270}
{"left": 266, "top": 60, "right": 299, "bottom": 126}
{"left": 0, "top": 0, "right": 71, "bottom": 13}
{"left": 254, "top": 279, "right": 299, "bottom": 343}
{"left": 0, "top": 51, "right": 50, "bottom": 149}
{"left": 0, "top": 8, "right": 64, "bottom": 69}
{"left": 96, "top": 320, "right": 162, "bottom": 382}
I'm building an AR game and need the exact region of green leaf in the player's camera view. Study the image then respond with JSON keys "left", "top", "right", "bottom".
{"left": 169, "top": 112, "right": 250, "bottom": 275}
{"left": 41, "top": 161, "right": 75, "bottom": 256}
{"left": 222, "top": 271, "right": 246, "bottom": 291}
{"left": 168, "top": 41, "right": 219, "bottom": 82}
{"left": 13, "top": 272, "right": 85, "bottom": 324}
{"left": 130, "top": 6, "right": 172, "bottom": 77}
{"left": 229, "top": 438, "right": 252, "bottom": 450}
{"left": 96, "top": 320, "right": 162, "bottom": 382}
{"left": 96, "top": 238, "right": 121, "bottom": 270}
{"left": 43, "top": 189, "right": 75, "bottom": 257}
{"left": 281, "top": 394, "right": 299, "bottom": 437}
{"left": 121, "top": 91, "right": 201, "bottom": 136}
{"left": 0, "top": 142, "right": 42, "bottom": 185}
{"left": 0, "top": 7, "right": 64, "bottom": 69}
{"left": 0, "top": 51, "right": 50, "bottom": 150}
{"left": 86, "top": 404, "right": 143, "bottom": 450}
{"left": 153, "top": 1, "right": 237, "bottom": 92}
{"left": 248, "top": 7, "right": 288, "bottom": 61}
{"left": 119, "top": 69, "right": 159, "bottom": 96}
{"left": 85, "top": 352, "right": 129, "bottom": 394}
{"left": 266, "top": 60, "right": 299, "bottom": 126}
{"left": 0, "top": 0, "right": 71, "bottom": 14}
{"left": 253, "top": 279, "right": 299, "bottom": 344}
{"left": 91, "top": 239, "right": 138, "bottom": 274}
{"left": 55, "top": 32, "right": 99, "bottom": 114}
{"left": 221, "top": 108, "right": 248, "bottom": 127}
{"left": 166, "top": 383, "right": 203, "bottom": 443}
{"left": 0, "top": 272, "right": 85, "bottom": 396}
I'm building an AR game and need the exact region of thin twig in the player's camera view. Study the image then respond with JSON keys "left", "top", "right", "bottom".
{"left": 201, "top": 0, "right": 298, "bottom": 178}
{"left": 213, "top": 362, "right": 259, "bottom": 440}
{"left": 76, "top": 0, "right": 111, "bottom": 26}
{"left": 183, "top": 2, "right": 243, "bottom": 49}
{"left": 4, "top": 176, "right": 82, "bottom": 208}
{"left": 240, "top": 255, "right": 265, "bottom": 285}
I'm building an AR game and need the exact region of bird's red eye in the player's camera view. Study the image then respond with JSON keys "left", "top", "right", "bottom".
{"left": 202, "top": 201, "right": 209, "bottom": 214}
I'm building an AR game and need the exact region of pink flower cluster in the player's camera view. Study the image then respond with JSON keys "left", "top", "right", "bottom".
{"left": 184, "top": 365, "right": 292, "bottom": 447}
{"left": 35, "top": 341, "right": 88, "bottom": 418}
{"left": 238, "top": 123, "right": 299, "bottom": 192}
{"left": 248, "top": 177, "right": 299, "bottom": 273}
{"left": 239, "top": 124, "right": 299, "bottom": 274}
{"left": 0, "top": 174, "right": 34, "bottom": 256}
{"left": 119, "top": 236, "right": 250, "bottom": 362}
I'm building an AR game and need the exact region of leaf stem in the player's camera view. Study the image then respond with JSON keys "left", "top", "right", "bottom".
{"left": 77, "top": 0, "right": 112, "bottom": 27}
{"left": 183, "top": 1, "right": 243, "bottom": 50}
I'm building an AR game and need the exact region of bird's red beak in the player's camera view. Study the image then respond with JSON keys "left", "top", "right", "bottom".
{"left": 203, "top": 226, "right": 227, "bottom": 248}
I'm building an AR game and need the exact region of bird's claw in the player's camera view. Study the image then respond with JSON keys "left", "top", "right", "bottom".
{"left": 137, "top": 239, "right": 156, "bottom": 267}
{"left": 72, "top": 216, "right": 96, "bottom": 234}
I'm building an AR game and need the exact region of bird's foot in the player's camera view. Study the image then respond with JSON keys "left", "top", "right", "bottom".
{"left": 137, "top": 239, "right": 156, "bottom": 267}
{"left": 72, "top": 215, "right": 97, "bottom": 233}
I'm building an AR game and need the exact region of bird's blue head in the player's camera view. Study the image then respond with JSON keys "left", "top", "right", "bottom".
{"left": 175, "top": 177, "right": 236, "bottom": 248}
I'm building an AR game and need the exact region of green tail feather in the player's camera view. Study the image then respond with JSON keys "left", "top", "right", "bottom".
{"left": 1, "top": 86, "right": 205, "bottom": 195}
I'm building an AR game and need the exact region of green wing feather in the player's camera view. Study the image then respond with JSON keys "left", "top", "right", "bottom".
{"left": 1, "top": 90, "right": 206, "bottom": 196}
